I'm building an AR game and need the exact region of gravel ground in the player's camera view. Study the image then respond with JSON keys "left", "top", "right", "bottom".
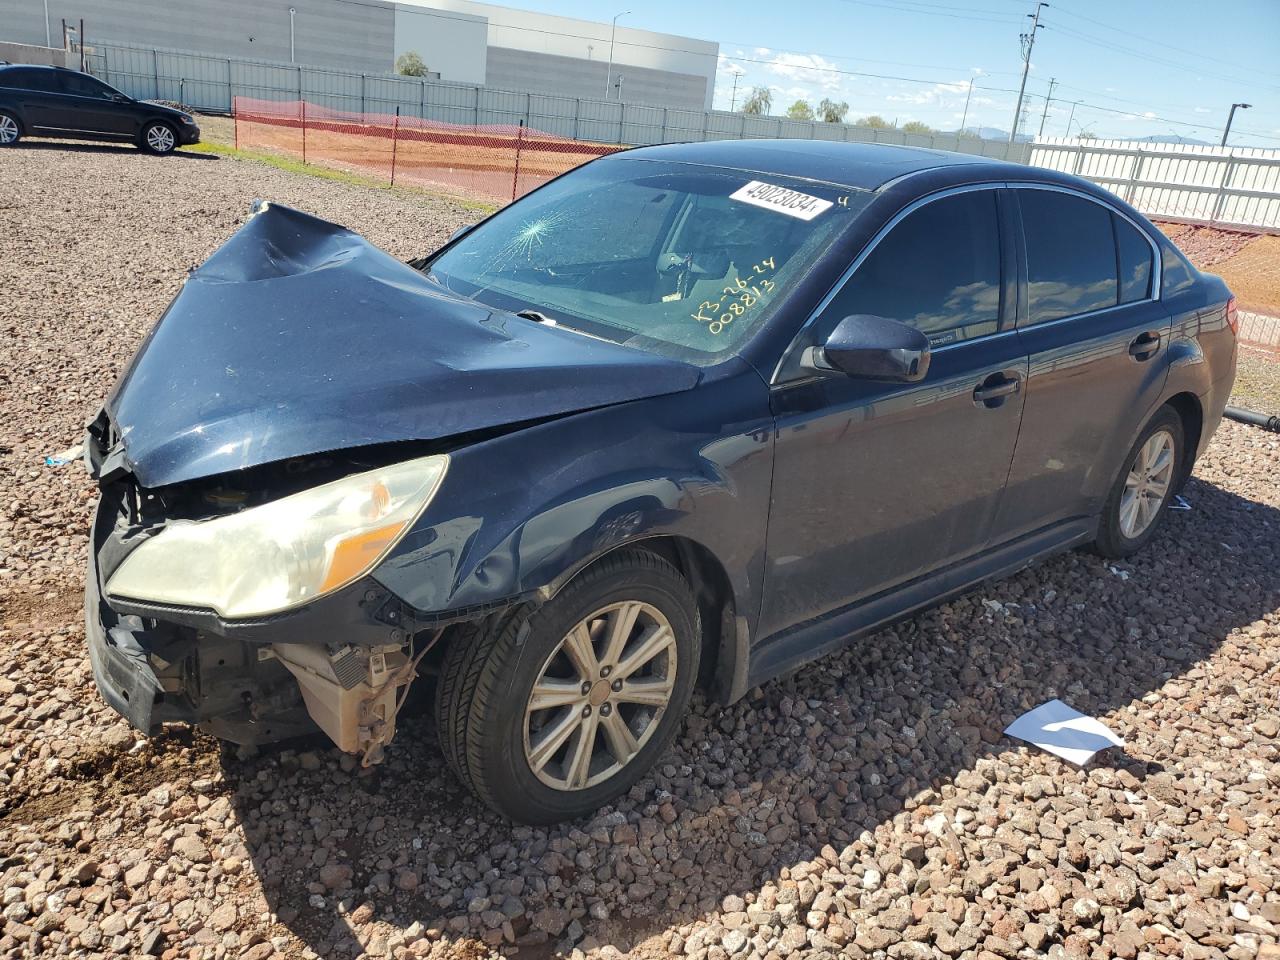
{"left": 3, "top": 142, "right": 1280, "bottom": 960}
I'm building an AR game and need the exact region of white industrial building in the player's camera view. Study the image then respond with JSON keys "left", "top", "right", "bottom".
{"left": 4, "top": 0, "right": 719, "bottom": 109}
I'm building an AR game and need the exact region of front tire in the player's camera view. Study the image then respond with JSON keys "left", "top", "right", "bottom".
{"left": 0, "top": 112, "right": 21, "bottom": 146}
{"left": 1094, "top": 406, "right": 1184, "bottom": 558}
{"left": 140, "top": 121, "right": 177, "bottom": 155}
{"left": 436, "top": 549, "right": 699, "bottom": 824}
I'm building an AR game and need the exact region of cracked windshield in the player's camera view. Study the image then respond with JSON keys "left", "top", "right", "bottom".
{"left": 426, "top": 159, "right": 866, "bottom": 362}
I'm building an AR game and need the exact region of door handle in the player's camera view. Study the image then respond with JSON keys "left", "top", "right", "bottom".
{"left": 1128, "top": 331, "right": 1162, "bottom": 361}
{"left": 973, "top": 372, "right": 1022, "bottom": 408}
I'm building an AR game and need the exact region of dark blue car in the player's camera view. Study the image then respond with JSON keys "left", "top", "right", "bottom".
{"left": 85, "top": 140, "right": 1236, "bottom": 823}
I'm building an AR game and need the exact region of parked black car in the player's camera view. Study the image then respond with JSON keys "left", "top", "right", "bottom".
{"left": 0, "top": 64, "right": 199, "bottom": 153}
{"left": 84, "top": 141, "right": 1236, "bottom": 823}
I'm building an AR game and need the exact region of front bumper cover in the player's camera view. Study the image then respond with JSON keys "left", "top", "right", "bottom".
{"left": 85, "top": 494, "right": 422, "bottom": 748}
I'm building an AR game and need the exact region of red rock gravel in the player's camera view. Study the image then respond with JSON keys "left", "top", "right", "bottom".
{"left": 2, "top": 142, "right": 1279, "bottom": 960}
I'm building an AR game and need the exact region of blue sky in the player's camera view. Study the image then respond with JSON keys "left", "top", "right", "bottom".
{"left": 511, "top": 0, "right": 1280, "bottom": 145}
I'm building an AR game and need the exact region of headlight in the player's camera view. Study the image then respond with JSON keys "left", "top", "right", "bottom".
{"left": 106, "top": 455, "right": 447, "bottom": 618}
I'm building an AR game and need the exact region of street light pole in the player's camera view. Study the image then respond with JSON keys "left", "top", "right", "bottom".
{"left": 289, "top": 7, "right": 297, "bottom": 63}
{"left": 43, "top": 0, "right": 51, "bottom": 47}
{"left": 960, "top": 79, "right": 975, "bottom": 136}
{"left": 604, "top": 11, "right": 630, "bottom": 101}
{"left": 1220, "top": 102, "right": 1251, "bottom": 147}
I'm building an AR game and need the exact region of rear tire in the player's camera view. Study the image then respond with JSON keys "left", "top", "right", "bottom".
{"left": 0, "top": 112, "right": 21, "bottom": 146}
{"left": 436, "top": 549, "right": 699, "bottom": 824}
{"left": 140, "top": 121, "right": 177, "bottom": 155}
{"left": 1093, "top": 406, "right": 1184, "bottom": 559}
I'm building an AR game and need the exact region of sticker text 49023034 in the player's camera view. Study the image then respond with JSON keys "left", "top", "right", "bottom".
{"left": 691, "top": 257, "right": 776, "bottom": 335}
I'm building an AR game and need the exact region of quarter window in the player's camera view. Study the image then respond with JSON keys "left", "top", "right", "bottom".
{"left": 1115, "top": 214, "right": 1154, "bottom": 303}
{"left": 818, "top": 190, "right": 1002, "bottom": 345}
{"left": 1020, "top": 190, "right": 1119, "bottom": 324}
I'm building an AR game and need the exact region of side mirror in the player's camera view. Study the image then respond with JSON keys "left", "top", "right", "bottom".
{"left": 111, "top": 93, "right": 130, "bottom": 103}
{"left": 803, "top": 314, "right": 931, "bottom": 382}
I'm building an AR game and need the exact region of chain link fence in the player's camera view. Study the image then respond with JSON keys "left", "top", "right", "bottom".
{"left": 235, "top": 97, "right": 622, "bottom": 203}
{"left": 83, "top": 39, "right": 1031, "bottom": 159}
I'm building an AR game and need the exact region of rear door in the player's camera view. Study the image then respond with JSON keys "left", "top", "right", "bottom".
{"left": 54, "top": 71, "right": 135, "bottom": 138}
{"left": 760, "top": 186, "right": 1026, "bottom": 639}
{"left": 994, "top": 185, "right": 1169, "bottom": 541}
{"left": 2, "top": 68, "right": 64, "bottom": 132}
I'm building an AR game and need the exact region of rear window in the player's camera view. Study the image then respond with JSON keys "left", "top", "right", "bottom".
{"left": 1020, "top": 190, "right": 1119, "bottom": 325}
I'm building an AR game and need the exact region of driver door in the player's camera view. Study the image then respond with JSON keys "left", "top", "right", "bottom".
{"left": 55, "top": 71, "right": 135, "bottom": 137}
{"left": 759, "top": 186, "right": 1026, "bottom": 639}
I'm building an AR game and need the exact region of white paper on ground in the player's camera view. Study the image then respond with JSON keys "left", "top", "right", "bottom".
{"left": 1004, "top": 699, "right": 1124, "bottom": 765}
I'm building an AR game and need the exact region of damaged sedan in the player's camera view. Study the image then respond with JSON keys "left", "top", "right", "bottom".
{"left": 85, "top": 140, "right": 1236, "bottom": 823}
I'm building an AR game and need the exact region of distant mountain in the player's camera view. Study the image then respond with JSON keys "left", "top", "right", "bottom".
{"left": 1126, "top": 134, "right": 1212, "bottom": 146}
{"left": 950, "top": 126, "right": 1033, "bottom": 143}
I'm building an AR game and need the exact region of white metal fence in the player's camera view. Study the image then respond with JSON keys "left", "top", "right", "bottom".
{"left": 79, "top": 39, "right": 1031, "bottom": 161}
{"left": 1030, "top": 138, "right": 1280, "bottom": 232}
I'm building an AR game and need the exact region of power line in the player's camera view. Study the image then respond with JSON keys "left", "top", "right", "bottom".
{"left": 1050, "top": 4, "right": 1280, "bottom": 80}
{"left": 834, "top": 0, "right": 1024, "bottom": 26}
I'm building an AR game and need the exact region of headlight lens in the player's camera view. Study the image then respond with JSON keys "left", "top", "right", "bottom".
{"left": 106, "top": 455, "right": 447, "bottom": 619}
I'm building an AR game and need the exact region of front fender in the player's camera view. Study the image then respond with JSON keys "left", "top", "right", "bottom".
{"left": 372, "top": 366, "right": 775, "bottom": 642}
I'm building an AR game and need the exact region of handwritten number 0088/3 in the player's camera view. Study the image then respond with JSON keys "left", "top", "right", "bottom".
{"left": 693, "top": 277, "right": 775, "bottom": 335}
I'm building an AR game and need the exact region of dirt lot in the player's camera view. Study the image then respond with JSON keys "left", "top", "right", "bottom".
{"left": 1158, "top": 223, "right": 1280, "bottom": 318}
{"left": 2, "top": 142, "right": 1280, "bottom": 960}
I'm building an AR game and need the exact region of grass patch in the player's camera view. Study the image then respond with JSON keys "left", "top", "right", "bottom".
{"left": 184, "top": 141, "right": 499, "bottom": 214}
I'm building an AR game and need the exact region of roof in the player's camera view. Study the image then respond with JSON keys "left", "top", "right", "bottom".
{"left": 620, "top": 139, "right": 1025, "bottom": 192}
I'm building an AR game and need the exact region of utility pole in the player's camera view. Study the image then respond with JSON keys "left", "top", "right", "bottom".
{"left": 1064, "top": 99, "right": 1078, "bottom": 138}
{"left": 604, "top": 11, "right": 630, "bottom": 100}
{"left": 1220, "top": 102, "right": 1251, "bottom": 147}
{"left": 1037, "top": 76, "right": 1057, "bottom": 139}
{"left": 43, "top": 0, "right": 51, "bottom": 47}
{"left": 960, "top": 79, "right": 975, "bottom": 136}
{"left": 1009, "top": 2, "right": 1047, "bottom": 143}
{"left": 729, "top": 71, "right": 741, "bottom": 111}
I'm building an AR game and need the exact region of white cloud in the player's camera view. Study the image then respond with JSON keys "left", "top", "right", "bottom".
{"left": 1142, "top": 111, "right": 1157, "bottom": 120}
{"left": 761, "top": 52, "right": 845, "bottom": 92}
{"left": 1194, "top": 106, "right": 1212, "bottom": 114}
{"left": 885, "top": 79, "right": 974, "bottom": 106}
{"left": 754, "top": 47, "right": 771, "bottom": 57}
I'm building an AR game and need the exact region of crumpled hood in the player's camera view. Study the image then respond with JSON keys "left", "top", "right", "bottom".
{"left": 105, "top": 203, "right": 700, "bottom": 488}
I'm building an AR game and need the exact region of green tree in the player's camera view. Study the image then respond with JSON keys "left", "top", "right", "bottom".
{"left": 817, "top": 98, "right": 849, "bottom": 123}
{"left": 741, "top": 86, "right": 773, "bottom": 116}
{"left": 395, "top": 51, "right": 429, "bottom": 77}
{"left": 856, "top": 114, "right": 893, "bottom": 129}
{"left": 786, "top": 100, "right": 815, "bottom": 121}
{"left": 1078, "top": 130, "right": 1098, "bottom": 140}
{"left": 901, "top": 120, "right": 933, "bottom": 134}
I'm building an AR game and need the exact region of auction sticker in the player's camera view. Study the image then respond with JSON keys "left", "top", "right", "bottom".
{"left": 729, "top": 180, "right": 833, "bottom": 221}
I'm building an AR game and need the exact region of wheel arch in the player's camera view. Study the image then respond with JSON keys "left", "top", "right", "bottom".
{"left": 0, "top": 108, "right": 23, "bottom": 138}
{"left": 545, "top": 534, "right": 750, "bottom": 705}
{"left": 1163, "top": 391, "right": 1203, "bottom": 490}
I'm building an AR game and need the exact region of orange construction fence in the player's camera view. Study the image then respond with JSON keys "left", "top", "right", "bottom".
{"left": 233, "top": 97, "right": 623, "bottom": 204}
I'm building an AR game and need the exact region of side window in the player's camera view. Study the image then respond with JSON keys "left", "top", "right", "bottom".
{"left": 1115, "top": 214, "right": 1154, "bottom": 303}
{"left": 1020, "top": 190, "right": 1119, "bottom": 325}
{"left": 59, "top": 72, "right": 113, "bottom": 99}
{"left": 6, "top": 69, "right": 59, "bottom": 92}
{"left": 818, "top": 190, "right": 1002, "bottom": 346}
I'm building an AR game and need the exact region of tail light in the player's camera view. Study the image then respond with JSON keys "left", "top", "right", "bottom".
{"left": 1226, "top": 296, "right": 1239, "bottom": 336}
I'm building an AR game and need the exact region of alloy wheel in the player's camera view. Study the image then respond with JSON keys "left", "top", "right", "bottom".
{"left": 1119, "top": 428, "right": 1175, "bottom": 539}
{"left": 522, "top": 601, "right": 677, "bottom": 791}
{"left": 0, "top": 115, "right": 18, "bottom": 144}
{"left": 146, "top": 124, "right": 175, "bottom": 153}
